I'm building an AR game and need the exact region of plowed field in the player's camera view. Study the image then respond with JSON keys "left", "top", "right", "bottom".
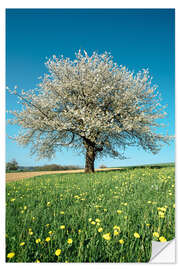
{"left": 6, "top": 168, "right": 120, "bottom": 182}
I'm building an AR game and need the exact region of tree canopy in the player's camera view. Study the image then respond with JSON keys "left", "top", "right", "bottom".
{"left": 8, "top": 50, "right": 170, "bottom": 172}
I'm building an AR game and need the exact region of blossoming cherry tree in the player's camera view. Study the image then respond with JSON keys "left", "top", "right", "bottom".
{"left": 8, "top": 50, "right": 170, "bottom": 173}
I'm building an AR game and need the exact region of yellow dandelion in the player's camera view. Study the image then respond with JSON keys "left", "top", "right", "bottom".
{"left": 95, "top": 218, "right": 100, "bottom": 223}
{"left": 102, "top": 233, "right": 111, "bottom": 241}
{"left": 48, "top": 231, "right": 53, "bottom": 235}
{"left": 98, "top": 227, "right": 103, "bottom": 232}
{"left": 60, "top": 211, "right": 64, "bottom": 214}
{"left": 20, "top": 242, "right": 25, "bottom": 246}
{"left": 146, "top": 224, "right": 150, "bottom": 227}
{"left": 119, "top": 239, "right": 124, "bottom": 244}
{"left": 91, "top": 221, "right": 96, "bottom": 225}
{"left": 157, "top": 207, "right": 166, "bottom": 212}
{"left": 78, "top": 229, "right": 81, "bottom": 233}
{"left": 117, "top": 210, "right": 122, "bottom": 214}
{"left": 114, "top": 230, "right": 119, "bottom": 236}
{"left": 10, "top": 198, "right": 15, "bottom": 202}
{"left": 60, "top": 225, "right": 65, "bottom": 229}
{"left": 67, "top": 238, "right": 73, "bottom": 244}
{"left": 147, "top": 201, "right": 151, "bottom": 204}
{"left": 88, "top": 218, "right": 92, "bottom": 222}
{"left": 45, "top": 237, "right": 51, "bottom": 242}
{"left": 158, "top": 211, "right": 165, "bottom": 218}
{"left": 134, "top": 232, "right": 140, "bottom": 238}
{"left": 47, "top": 202, "right": 51, "bottom": 206}
{"left": 159, "top": 236, "right": 167, "bottom": 242}
{"left": 7, "top": 252, "right": 15, "bottom": 259}
{"left": 35, "top": 259, "right": 40, "bottom": 263}
{"left": 104, "top": 208, "right": 107, "bottom": 212}
{"left": 173, "top": 203, "right": 175, "bottom": 208}
{"left": 29, "top": 231, "right": 33, "bottom": 235}
{"left": 113, "top": 226, "right": 120, "bottom": 231}
{"left": 32, "top": 217, "right": 35, "bottom": 221}
{"left": 36, "top": 238, "right": 41, "bottom": 244}
{"left": 24, "top": 206, "right": 27, "bottom": 210}
{"left": 153, "top": 232, "right": 160, "bottom": 238}
{"left": 124, "top": 203, "right": 127, "bottom": 206}
{"left": 46, "top": 224, "right": 50, "bottom": 227}
{"left": 55, "top": 249, "right": 61, "bottom": 256}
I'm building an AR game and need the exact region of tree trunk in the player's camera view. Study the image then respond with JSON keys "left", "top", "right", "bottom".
{"left": 85, "top": 144, "right": 95, "bottom": 173}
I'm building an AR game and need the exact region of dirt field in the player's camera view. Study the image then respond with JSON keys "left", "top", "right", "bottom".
{"left": 6, "top": 168, "right": 121, "bottom": 182}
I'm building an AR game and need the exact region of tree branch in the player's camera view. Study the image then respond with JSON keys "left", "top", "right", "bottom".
{"left": 55, "top": 133, "right": 75, "bottom": 146}
{"left": 15, "top": 92, "right": 50, "bottom": 119}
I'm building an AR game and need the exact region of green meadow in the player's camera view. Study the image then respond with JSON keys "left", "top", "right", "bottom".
{"left": 6, "top": 166, "right": 175, "bottom": 262}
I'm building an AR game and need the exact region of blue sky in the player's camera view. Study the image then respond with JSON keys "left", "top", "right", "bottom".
{"left": 6, "top": 8, "right": 175, "bottom": 168}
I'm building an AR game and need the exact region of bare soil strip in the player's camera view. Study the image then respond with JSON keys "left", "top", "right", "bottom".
{"left": 6, "top": 168, "right": 121, "bottom": 182}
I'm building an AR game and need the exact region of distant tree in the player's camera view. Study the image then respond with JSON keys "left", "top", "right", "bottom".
{"left": 33, "top": 164, "right": 81, "bottom": 171}
{"left": 99, "top": 165, "right": 107, "bottom": 169}
{"left": 34, "top": 164, "right": 61, "bottom": 171}
{"left": 8, "top": 50, "right": 171, "bottom": 173}
{"left": 6, "top": 159, "right": 19, "bottom": 171}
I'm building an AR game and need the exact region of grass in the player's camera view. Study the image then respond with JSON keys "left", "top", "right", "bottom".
{"left": 6, "top": 166, "right": 175, "bottom": 263}
{"left": 110, "top": 162, "right": 175, "bottom": 169}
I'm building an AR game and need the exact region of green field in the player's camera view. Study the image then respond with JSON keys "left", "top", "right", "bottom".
{"left": 6, "top": 166, "right": 175, "bottom": 262}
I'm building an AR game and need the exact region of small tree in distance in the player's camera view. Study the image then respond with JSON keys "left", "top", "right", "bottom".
{"left": 6, "top": 159, "right": 19, "bottom": 171}
{"left": 8, "top": 50, "right": 171, "bottom": 173}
